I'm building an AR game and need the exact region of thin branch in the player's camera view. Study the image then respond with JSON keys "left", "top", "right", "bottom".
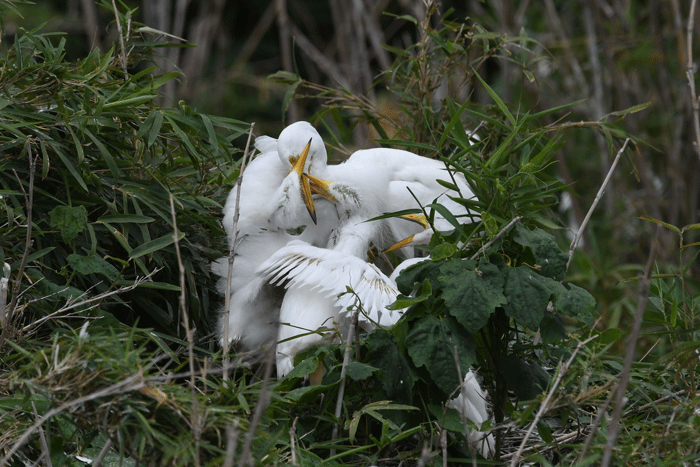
{"left": 566, "top": 138, "right": 630, "bottom": 271}
{"left": 222, "top": 420, "right": 240, "bottom": 467}
{"left": 110, "top": 0, "right": 129, "bottom": 79}
{"left": 600, "top": 224, "right": 661, "bottom": 467}
{"left": 289, "top": 417, "right": 299, "bottom": 466}
{"left": 91, "top": 437, "right": 114, "bottom": 467}
{"left": 223, "top": 122, "right": 255, "bottom": 382}
{"left": 469, "top": 216, "right": 522, "bottom": 261}
{"left": 331, "top": 303, "right": 362, "bottom": 455}
{"left": 508, "top": 335, "right": 596, "bottom": 467}
{"left": 31, "top": 401, "right": 52, "bottom": 467}
{"left": 169, "top": 193, "right": 201, "bottom": 467}
{"left": 686, "top": 0, "right": 700, "bottom": 162}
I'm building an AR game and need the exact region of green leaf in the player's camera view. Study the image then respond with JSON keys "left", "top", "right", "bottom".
{"left": 49, "top": 205, "right": 88, "bottom": 243}
{"left": 639, "top": 216, "right": 681, "bottom": 234}
{"left": 539, "top": 313, "right": 567, "bottom": 344}
{"left": 68, "top": 253, "right": 119, "bottom": 281}
{"left": 502, "top": 266, "right": 550, "bottom": 330}
{"left": 501, "top": 356, "right": 550, "bottom": 400}
{"left": 473, "top": 69, "right": 515, "bottom": 126}
{"left": 405, "top": 315, "right": 476, "bottom": 396}
{"left": 513, "top": 223, "right": 568, "bottom": 280}
{"left": 430, "top": 243, "right": 457, "bottom": 261}
{"left": 395, "top": 260, "right": 442, "bottom": 295}
{"left": 550, "top": 282, "right": 596, "bottom": 326}
{"left": 345, "top": 361, "right": 379, "bottom": 381}
{"left": 129, "top": 232, "right": 184, "bottom": 259}
{"left": 365, "top": 331, "right": 417, "bottom": 401}
{"left": 440, "top": 259, "right": 506, "bottom": 334}
{"left": 97, "top": 215, "right": 155, "bottom": 224}
{"left": 387, "top": 279, "right": 432, "bottom": 310}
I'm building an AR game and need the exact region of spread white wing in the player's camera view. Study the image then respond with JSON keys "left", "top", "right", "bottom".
{"left": 256, "top": 240, "right": 402, "bottom": 326}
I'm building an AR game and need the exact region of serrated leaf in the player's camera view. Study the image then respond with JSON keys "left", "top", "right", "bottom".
{"left": 345, "top": 361, "right": 379, "bottom": 381}
{"left": 502, "top": 266, "right": 550, "bottom": 330}
{"left": 550, "top": 282, "right": 596, "bottom": 326}
{"left": 405, "top": 315, "right": 476, "bottom": 396}
{"left": 387, "top": 279, "right": 431, "bottom": 310}
{"left": 440, "top": 259, "right": 506, "bottom": 333}
{"left": 430, "top": 243, "right": 457, "bottom": 261}
{"left": 365, "top": 331, "right": 417, "bottom": 401}
{"left": 67, "top": 253, "right": 119, "bottom": 281}
{"left": 513, "top": 223, "right": 568, "bottom": 280}
{"left": 395, "top": 259, "right": 442, "bottom": 295}
{"left": 49, "top": 205, "right": 88, "bottom": 243}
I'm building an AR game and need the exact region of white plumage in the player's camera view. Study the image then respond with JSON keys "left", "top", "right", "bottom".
{"left": 213, "top": 120, "right": 492, "bottom": 457}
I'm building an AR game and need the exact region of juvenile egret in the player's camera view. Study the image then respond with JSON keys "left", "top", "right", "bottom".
{"left": 256, "top": 237, "right": 401, "bottom": 377}
{"left": 213, "top": 131, "right": 338, "bottom": 351}
{"left": 447, "top": 369, "right": 496, "bottom": 458}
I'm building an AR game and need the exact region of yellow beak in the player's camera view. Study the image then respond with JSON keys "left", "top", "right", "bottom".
{"left": 292, "top": 138, "right": 317, "bottom": 224}
{"left": 306, "top": 173, "right": 337, "bottom": 202}
{"left": 383, "top": 214, "right": 430, "bottom": 253}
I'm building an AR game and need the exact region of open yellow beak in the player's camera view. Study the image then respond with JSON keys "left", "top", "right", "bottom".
{"left": 306, "top": 173, "right": 336, "bottom": 202}
{"left": 292, "top": 138, "right": 317, "bottom": 224}
{"left": 383, "top": 214, "right": 430, "bottom": 253}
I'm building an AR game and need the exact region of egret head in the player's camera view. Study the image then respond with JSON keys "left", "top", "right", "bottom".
{"left": 277, "top": 121, "right": 328, "bottom": 175}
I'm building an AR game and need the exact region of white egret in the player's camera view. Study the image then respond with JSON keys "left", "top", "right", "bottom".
{"left": 256, "top": 237, "right": 401, "bottom": 377}
{"left": 212, "top": 131, "right": 338, "bottom": 352}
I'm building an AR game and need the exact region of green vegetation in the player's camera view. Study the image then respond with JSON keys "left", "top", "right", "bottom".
{"left": 1, "top": 1, "right": 698, "bottom": 466}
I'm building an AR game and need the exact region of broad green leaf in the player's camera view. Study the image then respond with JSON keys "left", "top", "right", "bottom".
{"left": 49, "top": 205, "right": 88, "bottom": 243}
{"left": 502, "top": 266, "right": 550, "bottom": 330}
{"left": 405, "top": 315, "right": 475, "bottom": 396}
{"left": 513, "top": 223, "right": 568, "bottom": 280}
{"left": 430, "top": 243, "right": 457, "bottom": 261}
{"left": 344, "top": 361, "right": 379, "bottom": 381}
{"left": 549, "top": 282, "right": 596, "bottom": 326}
{"left": 539, "top": 312, "right": 567, "bottom": 344}
{"left": 129, "top": 232, "right": 184, "bottom": 259}
{"left": 387, "top": 279, "right": 431, "bottom": 310}
{"left": 500, "top": 355, "right": 550, "bottom": 400}
{"left": 395, "top": 260, "right": 442, "bottom": 295}
{"left": 365, "top": 331, "right": 417, "bottom": 401}
{"left": 440, "top": 259, "right": 506, "bottom": 334}
{"left": 68, "top": 253, "right": 119, "bottom": 281}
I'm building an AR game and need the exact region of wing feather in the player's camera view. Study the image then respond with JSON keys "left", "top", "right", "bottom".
{"left": 256, "top": 240, "right": 402, "bottom": 325}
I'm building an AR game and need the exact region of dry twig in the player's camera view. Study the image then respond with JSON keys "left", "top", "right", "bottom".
{"left": 330, "top": 303, "right": 362, "bottom": 454}
{"left": 566, "top": 138, "right": 630, "bottom": 271}
{"left": 169, "top": 193, "right": 201, "bottom": 467}
{"left": 686, "top": 0, "right": 700, "bottom": 162}
{"left": 223, "top": 122, "right": 255, "bottom": 382}
{"left": 110, "top": 0, "right": 129, "bottom": 79}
